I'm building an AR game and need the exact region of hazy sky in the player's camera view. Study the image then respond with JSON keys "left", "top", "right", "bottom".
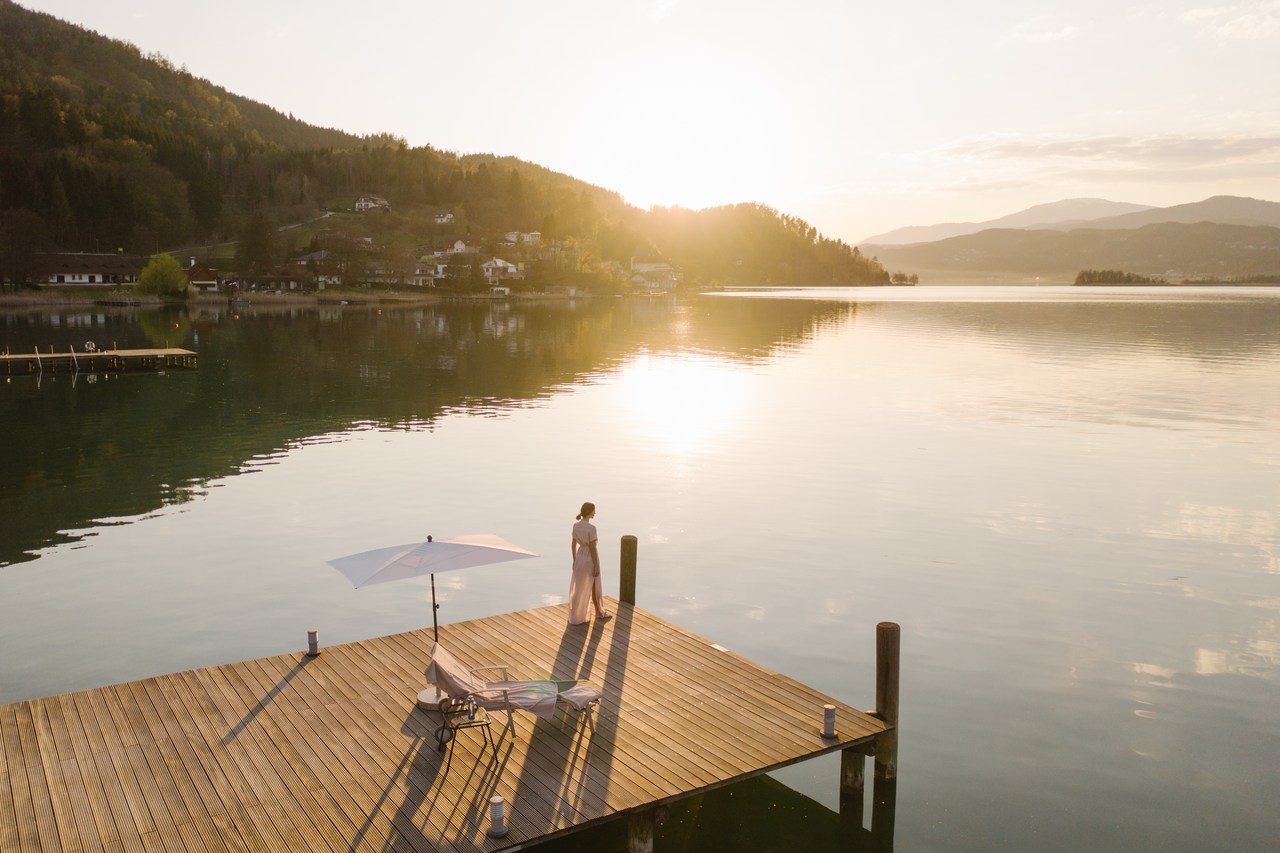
{"left": 18, "top": 0, "right": 1280, "bottom": 242}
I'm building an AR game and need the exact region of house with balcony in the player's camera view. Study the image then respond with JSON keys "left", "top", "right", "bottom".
{"left": 186, "top": 259, "right": 220, "bottom": 293}
{"left": 482, "top": 258, "right": 524, "bottom": 287}
{"left": 36, "top": 253, "right": 142, "bottom": 287}
{"left": 628, "top": 260, "right": 680, "bottom": 292}
{"left": 259, "top": 263, "right": 317, "bottom": 292}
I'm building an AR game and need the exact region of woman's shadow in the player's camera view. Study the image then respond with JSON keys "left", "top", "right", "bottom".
{"left": 347, "top": 701, "right": 512, "bottom": 852}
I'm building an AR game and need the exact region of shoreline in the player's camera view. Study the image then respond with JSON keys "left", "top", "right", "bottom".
{"left": 1073, "top": 281, "right": 1280, "bottom": 287}
{"left": 0, "top": 288, "right": 599, "bottom": 309}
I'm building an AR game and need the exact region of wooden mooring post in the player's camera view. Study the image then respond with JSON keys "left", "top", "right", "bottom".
{"left": 620, "top": 534, "right": 638, "bottom": 605}
{"left": 629, "top": 808, "right": 656, "bottom": 853}
{"left": 870, "top": 621, "right": 901, "bottom": 849}
{"left": 874, "top": 621, "right": 900, "bottom": 781}
{"left": 840, "top": 621, "right": 900, "bottom": 850}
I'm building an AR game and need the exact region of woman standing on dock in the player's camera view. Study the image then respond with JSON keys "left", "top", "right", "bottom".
{"left": 569, "top": 502, "right": 611, "bottom": 625}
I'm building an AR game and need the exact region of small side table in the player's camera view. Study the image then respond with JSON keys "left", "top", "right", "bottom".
{"left": 434, "top": 702, "right": 496, "bottom": 755}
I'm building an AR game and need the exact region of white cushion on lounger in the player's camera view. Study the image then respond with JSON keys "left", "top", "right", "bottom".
{"left": 557, "top": 684, "right": 603, "bottom": 710}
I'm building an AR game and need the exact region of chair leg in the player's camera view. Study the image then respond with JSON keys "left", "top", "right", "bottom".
{"left": 579, "top": 704, "right": 593, "bottom": 732}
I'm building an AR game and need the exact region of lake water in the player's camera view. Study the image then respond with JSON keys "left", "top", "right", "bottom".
{"left": 2, "top": 286, "right": 1278, "bottom": 851}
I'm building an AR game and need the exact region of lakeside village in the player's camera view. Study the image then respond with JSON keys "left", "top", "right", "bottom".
{"left": 4, "top": 194, "right": 683, "bottom": 305}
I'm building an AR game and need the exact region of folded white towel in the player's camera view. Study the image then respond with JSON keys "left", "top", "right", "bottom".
{"left": 557, "top": 684, "right": 603, "bottom": 710}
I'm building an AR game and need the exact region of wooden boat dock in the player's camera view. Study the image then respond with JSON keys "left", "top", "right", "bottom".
{"left": 0, "top": 541, "right": 900, "bottom": 852}
{"left": 1, "top": 346, "right": 198, "bottom": 375}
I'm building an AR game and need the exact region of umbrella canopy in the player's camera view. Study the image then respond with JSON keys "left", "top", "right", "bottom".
{"left": 327, "top": 533, "right": 538, "bottom": 640}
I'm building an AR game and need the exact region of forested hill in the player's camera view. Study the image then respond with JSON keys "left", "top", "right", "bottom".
{"left": 0, "top": 0, "right": 888, "bottom": 288}
{"left": 0, "top": 1, "right": 362, "bottom": 151}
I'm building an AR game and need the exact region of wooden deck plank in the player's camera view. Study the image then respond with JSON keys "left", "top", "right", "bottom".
{"left": 65, "top": 692, "right": 143, "bottom": 850}
{"left": 445, "top": 604, "right": 844, "bottom": 809}
{"left": 32, "top": 703, "right": 96, "bottom": 853}
{"left": 502, "top": 605, "right": 835, "bottom": 791}
{"left": 53, "top": 695, "right": 127, "bottom": 850}
{"left": 162, "top": 671, "right": 286, "bottom": 853}
{"left": 123, "top": 680, "right": 228, "bottom": 853}
{"left": 630, "top": 635, "right": 843, "bottom": 755}
{"left": 138, "top": 829, "right": 166, "bottom": 853}
{"left": 233, "top": 649, "right": 447, "bottom": 853}
{"left": 78, "top": 689, "right": 160, "bottom": 841}
{"left": 213, "top": 660, "right": 355, "bottom": 851}
{"left": 121, "top": 741, "right": 189, "bottom": 853}
{"left": 442, "top": 608, "right": 768, "bottom": 815}
{"left": 355, "top": 623, "right": 704, "bottom": 842}
{"left": 15, "top": 701, "right": 71, "bottom": 845}
{"left": 550, "top": 602, "right": 880, "bottom": 750}
{"left": 111, "top": 684, "right": 211, "bottom": 853}
{"left": 302, "top": 649, "right": 472, "bottom": 853}
{"left": 145, "top": 675, "right": 260, "bottom": 853}
{"left": 223, "top": 659, "right": 334, "bottom": 792}
{"left": 0, "top": 714, "right": 20, "bottom": 853}
{"left": 189, "top": 666, "right": 328, "bottom": 851}
{"left": 87, "top": 752, "right": 148, "bottom": 853}
{"left": 496, "top": 601, "right": 778, "bottom": 809}
{"left": 162, "top": 671, "right": 282, "bottom": 853}
{"left": 53, "top": 753, "right": 105, "bottom": 853}
{"left": 2, "top": 604, "right": 886, "bottom": 851}
{"left": 98, "top": 687, "right": 141, "bottom": 749}
{"left": 1, "top": 704, "right": 43, "bottom": 851}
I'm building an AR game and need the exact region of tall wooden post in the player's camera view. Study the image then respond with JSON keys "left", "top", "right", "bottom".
{"left": 620, "top": 535, "right": 638, "bottom": 606}
{"left": 874, "top": 622, "right": 900, "bottom": 781}
{"left": 628, "top": 808, "right": 655, "bottom": 853}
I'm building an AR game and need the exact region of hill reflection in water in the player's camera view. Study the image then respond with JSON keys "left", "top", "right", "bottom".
{"left": 0, "top": 296, "right": 852, "bottom": 566}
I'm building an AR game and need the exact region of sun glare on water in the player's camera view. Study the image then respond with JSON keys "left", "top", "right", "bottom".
{"left": 619, "top": 353, "right": 747, "bottom": 455}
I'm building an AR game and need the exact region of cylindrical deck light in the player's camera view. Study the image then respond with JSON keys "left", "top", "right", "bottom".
{"left": 487, "top": 795, "right": 509, "bottom": 837}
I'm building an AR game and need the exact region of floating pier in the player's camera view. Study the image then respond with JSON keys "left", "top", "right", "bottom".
{"left": 0, "top": 540, "right": 900, "bottom": 851}
{"left": 0, "top": 346, "right": 198, "bottom": 375}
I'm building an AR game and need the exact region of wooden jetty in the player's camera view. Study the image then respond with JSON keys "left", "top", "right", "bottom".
{"left": 1, "top": 346, "right": 198, "bottom": 375}
{"left": 0, "top": 543, "right": 899, "bottom": 852}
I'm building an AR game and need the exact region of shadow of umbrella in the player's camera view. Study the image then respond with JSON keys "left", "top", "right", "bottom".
{"left": 327, "top": 533, "right": 539, "bottom": 642}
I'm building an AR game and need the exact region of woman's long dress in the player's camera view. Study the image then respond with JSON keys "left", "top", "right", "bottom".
{"left": 568, "top": 519, "right": 599, "bottom": 625}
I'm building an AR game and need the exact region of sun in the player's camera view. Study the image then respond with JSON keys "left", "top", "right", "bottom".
{"left": 618, "top": 353, "right": 747, "bottom": 454}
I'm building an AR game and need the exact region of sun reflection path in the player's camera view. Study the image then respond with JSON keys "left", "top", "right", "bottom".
{"left": 618, "top": 353, "right": 748, "bottom": 455}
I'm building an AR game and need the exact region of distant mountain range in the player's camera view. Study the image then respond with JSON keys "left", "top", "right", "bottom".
{"left": 861, "top": 198, "right": 1154, "bottom": 245}
{"left": 1058, "top": 195, "right": 1280, "bottom": 231}
{"left": 859, "top": 196, "right": 1280, "bottom": 282}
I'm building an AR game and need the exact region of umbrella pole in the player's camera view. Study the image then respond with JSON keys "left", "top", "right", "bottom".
{"left": 431, "top": 572, "right": 439, "bottom": 643}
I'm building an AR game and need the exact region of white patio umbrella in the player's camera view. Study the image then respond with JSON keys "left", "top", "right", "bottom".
{"left": 327, "top": 533, "right": 539, "bottom": 642}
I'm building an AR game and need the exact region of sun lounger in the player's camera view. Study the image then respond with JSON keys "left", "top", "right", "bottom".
{"left": 423, "top": 642, "right": 601, "bottom": 749}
